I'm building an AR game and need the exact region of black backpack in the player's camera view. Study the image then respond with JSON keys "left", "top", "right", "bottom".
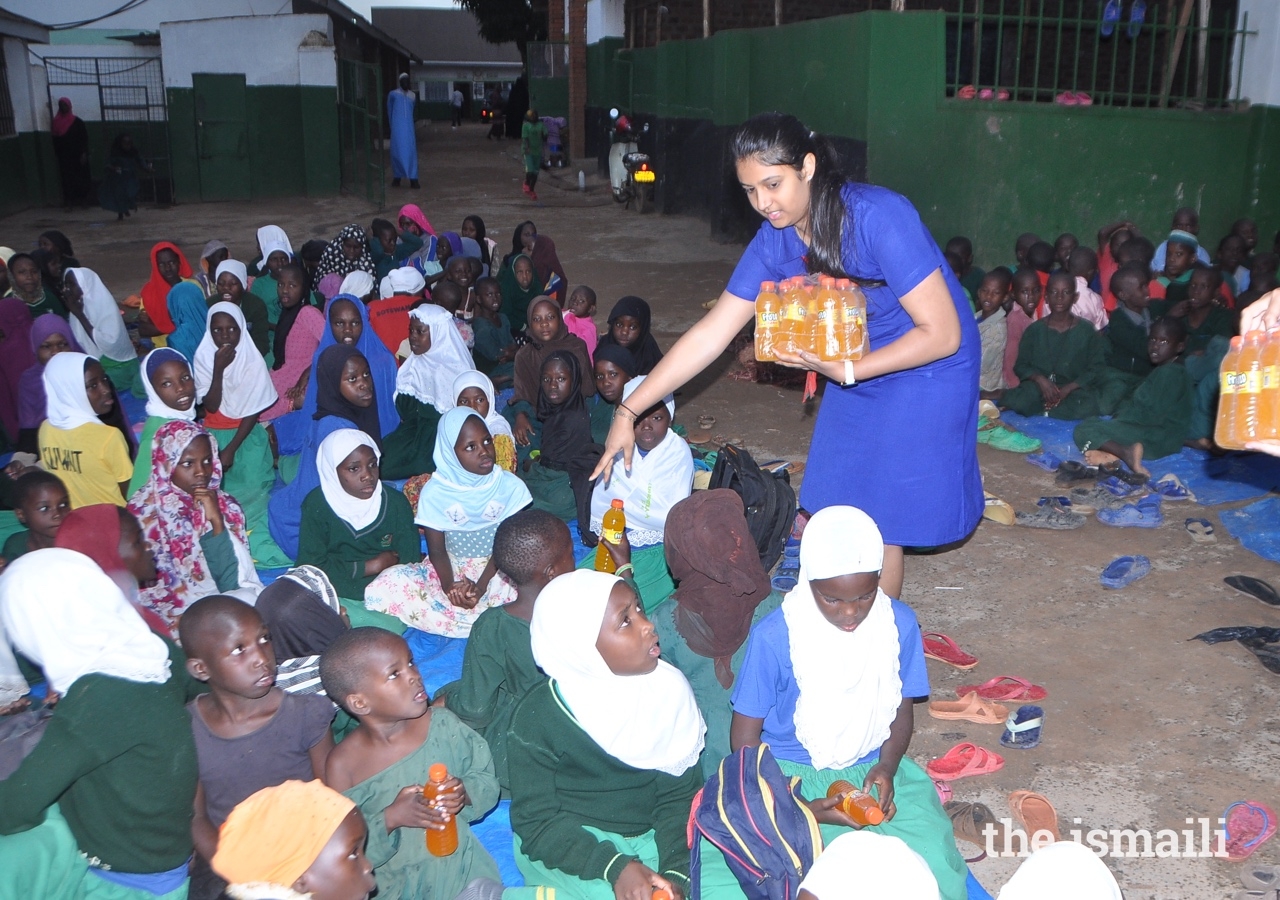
{"left": 708, "top": 443, "right": 796, "bottom": 573}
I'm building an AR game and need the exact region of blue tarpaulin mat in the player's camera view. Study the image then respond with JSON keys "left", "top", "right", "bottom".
{"left": 1220, "top": 497, "right": 1280, "bottom": 564}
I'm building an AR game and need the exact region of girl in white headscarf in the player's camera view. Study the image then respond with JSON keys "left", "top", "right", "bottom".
{"left": 38, "top": 351, "right": 134, "bottom": 508}
{"left": 62, "top": 266, "right": 143, "bottom": 394}
{"left": 710, "top": 505, "right": 968, "bottom": 900}
{"left": 127, "top": 346, "right": 198, "bottom": 498}
{"left": 213, "top": 258, "right": 272, "bottom": 359}
{"left": 452, "top": 369, "right": 516, "bottom": 472}
{"left": 295, "top": 428, "right": 419, "bottom": 602}
{"left": 506, "top": 569, "right": 706, "bottom": 899}
{"left": 249, "top": 224, "right": 296, "bottom": 325}
{"left": 379, "top": 304, "right": 475, "bottom": 480}
{"left": 192, "top": 301, "right": 290, "bottom": 567}
{"left": 0, "top": 549, "right": 198, "bottom": 898}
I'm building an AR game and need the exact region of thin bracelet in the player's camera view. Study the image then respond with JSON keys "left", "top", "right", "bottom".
{"left": 614, "top": 563, "right": 635, "bottom": 577}
{"left": 616, "top": 402, "right": 639, "bottom": 420}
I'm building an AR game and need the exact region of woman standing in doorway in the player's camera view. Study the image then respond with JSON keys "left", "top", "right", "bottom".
{"left": 51, "top": 98, "right": 92, "bottom": 209}
{"left": 593, "top": 112, "right": 982, "bottom": 598}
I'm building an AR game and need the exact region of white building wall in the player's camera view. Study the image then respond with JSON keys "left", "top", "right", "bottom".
{"left": 5, "top": 0, "right": 277, "bottom": 31}
{"left": 160, "top": 15, "right": 336, "bottom": 88}
{"left": 587, "top": 0, "right": 625, "bottom": 44}
{"left": 3, "top": 37, "right": 41, "bottom": 131}
{"left": 1235, "top": 0, "right": 1280, "bottom": 107}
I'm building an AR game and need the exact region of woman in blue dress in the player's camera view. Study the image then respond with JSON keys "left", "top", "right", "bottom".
{"left": 593, "top": 112, "right": 983, "bottom": 598}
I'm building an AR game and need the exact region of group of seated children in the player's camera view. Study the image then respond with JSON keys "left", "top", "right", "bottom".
{"left": 956, "top": 208, "right": 1276, "bottom": 475}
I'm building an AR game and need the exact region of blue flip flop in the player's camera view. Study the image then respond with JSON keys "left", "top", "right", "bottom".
{"left": 1100, "top": 554, "right": 1152, "bottom": 589}
{"left": 1099, "top": 475, "right": 1143, "bottom": 497}
{"left": 1101, "top": 0, "right": 1122, "bottom": 37}
{"left": 1097, "top": 498, "right": 1163, "bottom": 528}
{"left": 1036, "top": 496, "right": 1072, "bottom": 508}
{"left": 1127, "top": 0, "right": 1147, "bottom": 38}
{"left": 1026, "top": 451, "right": 1063, "bottom": 472}
{"left": 1000, "top": 705, "right": 1044, "bottom": 749}
{"left": 772, "top": 563, "right": 799, "bottom": 592}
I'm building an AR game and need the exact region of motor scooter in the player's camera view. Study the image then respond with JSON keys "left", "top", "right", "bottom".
{"left": 607, "top": 108, "right": 655, "bottom": 213}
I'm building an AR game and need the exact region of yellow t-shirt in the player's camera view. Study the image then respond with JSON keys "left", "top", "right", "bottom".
{"left": 38, "top": 421, "right": 133, "bottom": 508}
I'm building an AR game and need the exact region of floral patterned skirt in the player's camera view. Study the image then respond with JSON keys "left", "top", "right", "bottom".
{"left": 364, "top": 554, "right": 517, "bottom": 638}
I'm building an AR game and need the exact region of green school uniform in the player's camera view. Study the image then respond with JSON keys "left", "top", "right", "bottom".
{"left": 960, "top": 267, "right": 986, "bottom": 304}
{"left": 379, "top": 394, "right": 442, "bottom": 480}
{"left": 207, "top": 423, "right": 290, "bottom": 568}
{"left": 248, "top": 271, "right": 283, "bottom": 325}
{"left": 296, "top": 484, "right": 418, "bottom": 600}
{"left": 472, "top": 314, "right": 515, "bottom": 382}
{"left": 1182, "top": 306, "right": 1234, "bottom": 355}
{"left": 1000, "top": 318, "right": 1106, "bottom": 419}
{"left": 1074, "top": 361, "right": 1193, "bottom": 460}
{"left": 1, "top": 529, "right": 31, "bottom": 562}
{"left": 9, "top": 287, "right": 67, "bottom": 319}
{"left": 588, "top": 395, "right": 614, "bottom": 445}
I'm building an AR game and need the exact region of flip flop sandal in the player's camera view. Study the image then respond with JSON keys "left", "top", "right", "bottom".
{"left": 1150, "top": 473, "right": 1195, "bottom": 501}
{"left": 957, "top": 675, "right": 1048, "bottom": 702}
{"left": 1104, "top": 464, "right": 1151, "bottom": 487}
{"left": 771, "top": 562, "right": 799, "bottom": 592}
{"left": 983, "top": 494, "right": 1015, "bottom": 526}
{"left": 1101, "top": 0, "right": 1122, "bottom": 37}
{"left": 1240, "top": 638, "right": 1280, "bottom": 676}
{"left": 1097, "top": 502, "right": 1163, "bottom": 528}
{"left": 925, "top": 742, "right": 1005, "bottom": 781}
{"left": 1015, "top": 506, "right": 1086, "bottom": 530}
{"left": 1025, "top": 451, "right": 1062, "bottom": 472}
{"left": 922, "top": 632, "right": 980, "bottom": 670}
{"left": 1127, "top": 0, "right": 1147, "bottom": 38}
{"left": 1186, "top": 517, "right": 1217, "bottom": 542}
{"left": 1098, "top": 474, "right": 1144, "bottom": 497}
{"left": 1242, "top": 863, "right": 1280, "bottom": 891}
{"left": 1225, "top": 576, "right": 1280, "bottom": 609}
{"left": 1225, "top": 800, "right": 1278, "bottom": 861}
{"left": 1052, "top": 459, "right": 1096, "bottom": 483}
{"left": 1009, "top": 790, "right": 1060, "bottom": 841}
{"left": 697, "top": 414, "right": 716, "bottom": 429}
{"left": 1232, "top": 891, "right": 1280, "bottom": 900}
{"left": 929, "top": 691, "right": 1008, "bottom": 725}
{"left": 957, "top": 84, "right": 978, "bottom": 100}
{"left": 1069, "top": 485, "right": 1130, "bottom": 514}
{"left": 1099, "top": 554, "right": 1151, "bottom": 589}
{"left": 1000, "top": 705, "right": 1044, "bottom": 749}
{"left": 934, "top": 780, "right": 952, "bottom": 804}
{"left": 944, "top": 800, "right": 1005, "bottom": 860}
{"left": 978, "top": 399, "right": 1000, "bottom": 421}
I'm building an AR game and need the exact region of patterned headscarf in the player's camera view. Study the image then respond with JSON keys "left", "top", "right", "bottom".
{"left": 314, "top": 224, "right": 375, "bottom": 281}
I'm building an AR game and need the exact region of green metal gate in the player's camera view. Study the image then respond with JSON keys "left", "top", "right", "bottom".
{"left": 337, "top": 58, "right": 385, "bottom": 207}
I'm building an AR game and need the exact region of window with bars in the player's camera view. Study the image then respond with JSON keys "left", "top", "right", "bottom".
{"left": 0, "top": 46, "right": 15, "bottom": 138}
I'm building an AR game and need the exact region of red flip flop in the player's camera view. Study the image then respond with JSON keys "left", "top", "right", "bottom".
{"left": 1226, "top": 800, "right": 1277, "bottom": 861}
{"left": 924, "top": 742, "right": 1005, "bottom": 781}
{"left": 956, "top": 675, "right": 1048, "bottom": 702}
{"left": 922, "top": 632, "right": 979, "bottom": 670}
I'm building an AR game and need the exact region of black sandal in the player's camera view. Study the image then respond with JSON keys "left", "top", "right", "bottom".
{"left": 1225, "top": 576, "right": 1280, "bottom": 609}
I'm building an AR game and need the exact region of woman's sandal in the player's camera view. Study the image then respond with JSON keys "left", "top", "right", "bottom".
{"left": 928, "top": 692, "right": 1008, "bottom": 725}
{"left": 925, "top": 742, "right": 1005, "bottom": 781}
{"left": 1241, "top": 863, "right": 1280, "bottom": 892}
{"left": 922, "top": 632, "right": 980, "bottom": 669}
{"left": 1186, "top": 517, "right": 1217, "bottom": 543}
{"left": 1009, "top": 790, "right": 1060, "bottom": 841}
{"left": 1225, "top": 801, "right": 1277, "bottom": 861}
{"left": 957, "top": 675, "right": 1048, "bottom": 702}
{"left": 1225, "top": 576, "right": 1280, "bottom": 609}
{"left": 944, "top": 800, "right": 1006, "bottom": 861}
{"left": 999, "top": 705, "right": 1044, "bottom": 749}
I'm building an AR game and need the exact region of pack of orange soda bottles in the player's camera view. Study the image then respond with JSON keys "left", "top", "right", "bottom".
{"left": 1215, "top": 330, "right": 1280, "bottom": 449}
{"left": 754, "top": 275, "right": 869, "bottom": 362}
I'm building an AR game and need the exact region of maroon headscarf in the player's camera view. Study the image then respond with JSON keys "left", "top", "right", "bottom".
{"left": 664, "top": 489, "right": 772, "bottom": 688}
{"left": 0, "top": 299, "right": 36, "bottom": 441}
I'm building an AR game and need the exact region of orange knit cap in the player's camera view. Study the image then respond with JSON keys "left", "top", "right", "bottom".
{"left": 211, "top": 780, "right": 356, "bottom": 889}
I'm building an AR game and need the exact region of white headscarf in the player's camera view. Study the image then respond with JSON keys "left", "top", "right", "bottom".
{"left": 214, "top": 259, "right": 249, "bottom": 292}
{"left": 590, "top": 375, "right": 692, "bottom": 546}
{"left": 0, "top": 549, "right": 171, "bottom": 694}
{"left": 256, "top": 225, "right": 294, "bottom": 265}
{"left": 395, "top": 305, "right": 473, "bottom": 412}
{"left": 380, "top": 266, "right": 426, "bottom": 299}
{"left": 413, "top": 408, "right": 530, "bottom": 532}
{"left": 316, "top": 428, "right": 383, "bottom": 531}
{"left": 339, "top": 270, "right": 375, "bottom": 300}
{"left": 43, "top": 351, "right": 101, "bottom": 430}
{"left": 451, "top": 370, "right": 513, "bottom": 441}
{"left": 530, "top": 569, "right": 705, "bottom": 776}
{"left": 783, "top": 505, "right": 902, "bottom": 770}
{"left": 64, "top": 267, "right": 135, "bottom": 362}
{"left": 800, "top": 832, "right": 938, "bottom": 900}
{"left": 998, "top": 841, "right": 1123, "bottom": 900}
{"left": 193, "top": 302, "right": 279, "bottom": 419}
{"left": 141, "top": 347, "right": 198, "bottom": 421}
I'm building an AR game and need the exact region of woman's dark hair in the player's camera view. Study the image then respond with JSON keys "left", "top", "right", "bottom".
{"left": 730, "top": 113, "right": 880, "bottom": 285}
{"left": 84, "top": 358, "right": 137, "bottom": 460}
{"left": 40, "top": 230, "right": 73, "bottom": 258}
{"left": 507, "top": 220, "right": 536, "bottom": 267}
{"left": 464, "top": 215, "right": 489, "bottom": 267}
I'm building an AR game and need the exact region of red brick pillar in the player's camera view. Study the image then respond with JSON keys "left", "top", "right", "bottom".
{"left": 568, "top": 0, "right": 586, "bottom": 159}
{"left": 549, "top": 0, "right": 565, "bottom": 41}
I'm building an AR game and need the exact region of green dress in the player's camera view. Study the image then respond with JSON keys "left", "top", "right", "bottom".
{"left": 1074, "top": 361, "right": 1194, "bottom": 460}
{"left": 248, "top": 272, "right": 282, "bottom": 325}
{"left": 208, "top": 422, "right": 290, "bottom": 568}
{"left": 128, "top": 415, "right": 168, "bottom": 499}
{"left": 649, "top": 590, "right": 784, "bottom": 779}
{"left": 343, "top": 709, "right": 503, "bottom": 900}
{"left": 296, "top": 484, "right": 419, "bottom": 600}
{"left": 379, "top": 394, "right": 443, "bottom": 480}
{"left": 1098, "top": 307, "right": 1151, "bottom": 414}
{"left": 588, "top": 395, "right": 615, "bottom": 445}
{"left": 1182, "top": 306, "right": 1234, "bottom": 355}
{"left": 1001, "top": 318, "right": 1106, "bottom": 419}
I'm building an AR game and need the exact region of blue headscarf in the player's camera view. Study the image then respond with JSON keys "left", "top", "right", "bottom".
{"left": 412, "top": 407, "right": 531, "bottom": 533}
{"left": 298, "top": 294, "right": 400, "bottom": 435}
{"left": 166, "top": 282, "right": 208, "bottom": 363}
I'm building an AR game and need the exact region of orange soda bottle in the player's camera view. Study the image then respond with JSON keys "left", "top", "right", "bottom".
{"left": 652, "top": 892, "right": 671, "bottom": 900}
{"left": 754, "top": 281, "right": 782, "bottom": 362}
{"left": 826, "top": 780, "right": 885, "bottom": 826}
{"left": 836, "top": 278, "right": 869, "bottom": 359}
{"left": 1215, "top": 336, "right": 1244, "bottom": 449}
{"left": 1237, "top": 331, "right": 1266, "bottom": 444}
{"left": 779, "top": 278, "right": 809, "bottom": 354}
{"left": 424, "top": 763, "right": 459, "bottom": 856}
{"left": 814, "top": 276, "right": 842, "bottom": 360}
{"left": 1258, "top": 330, "right": 1280, "bottom": 442}
{"left": 594, "top": 499, "right": 626, "bottom": 573}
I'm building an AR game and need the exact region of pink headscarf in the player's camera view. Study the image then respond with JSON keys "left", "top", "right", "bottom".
{"left": 51, "top": 98, "right": 76, "bottom": 138}
{"left": 398, "top": 204, "right": 436, "bottom": 237}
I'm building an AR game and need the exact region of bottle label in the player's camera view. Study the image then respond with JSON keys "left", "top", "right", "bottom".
{"left": 1242, "top": 371, "right": 1262, "bottom": 394}
{"left": 1264, "top": 365, "right": 1279, "bottom": 390}
{"left": 1221, "top": 371, "right": 1239, "bottom": 394}
{"left": 783, "top": 303, "right": 806, "bottom": 322}
{"left": 602, "top": 527, "right": 623, "bottom": 545}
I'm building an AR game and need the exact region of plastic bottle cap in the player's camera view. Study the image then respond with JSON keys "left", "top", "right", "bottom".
{"left": 761, "top": 281, "right": 776, "bottom": 291}
{"left": 1231, "top": 336, "right": 1244, "bottom": 348}
{"left": 428, "top": 763, "right": 448, "bottom": 783}
{"left": 651, "top": 892, "right": 671, "bottom": 900}
{"left": 610, "top": 499, "right": 624, "bottom": 509}
{"left": 865, "top": 807, "right": 885, "bottom": 825}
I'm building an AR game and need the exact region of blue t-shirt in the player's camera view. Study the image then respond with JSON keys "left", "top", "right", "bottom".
{"left": 730, "top": 599, "right": 929, "bottom": 768}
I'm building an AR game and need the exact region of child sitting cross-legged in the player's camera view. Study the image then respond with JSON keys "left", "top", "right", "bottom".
{"left": 179, "top": 596, "right": 335, "bottom": 885}
{"left": 996, "top": 271, "right": 1106, "bottom": 420}
{"left": 705, "top": 506, "right": 967, "bottom": 900}
{"left": 366, "top": 407, "right": 530, "bottom": 636}
{"left": 320, "top": 628, "right": 509, "bottom": 900}
{"left": 586, "top": 375, "right": 692, "bottom": 612}
{"left": 507, "top": 569, "right": 706, "bottom": 900}
{"left": 210, "top": 780, "right": 376, "bottom": 900}
{"left": 1075, "top": 316, "right": 1193, "bottom": 478}
{"left": 435, "top": 509, "right": 579, "bottom": 789}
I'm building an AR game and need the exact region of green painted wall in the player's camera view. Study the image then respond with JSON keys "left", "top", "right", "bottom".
{"left": 0, "top": 133, "right": 58, "bottom": 217}
{"left": 529, "top": 78, "right": 569, "bottom": 117}
{"left": 167, "top": 84, "right": 339, "bottom": 203}
{"left": 589, "top": 11, "right": 1280, "bottom": 268}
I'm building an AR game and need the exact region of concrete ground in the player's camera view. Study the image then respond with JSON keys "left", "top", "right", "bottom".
{"left": 3, "top": 121, "right": 1276, "bottom": 898}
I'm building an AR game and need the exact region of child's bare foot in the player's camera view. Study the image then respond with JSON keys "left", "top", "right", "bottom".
{"left": 1084, "top": 450, "right": 1120, "bottom": 467}
{"left": 1119, "top": 442, "right": 1148, "bottom": 478}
